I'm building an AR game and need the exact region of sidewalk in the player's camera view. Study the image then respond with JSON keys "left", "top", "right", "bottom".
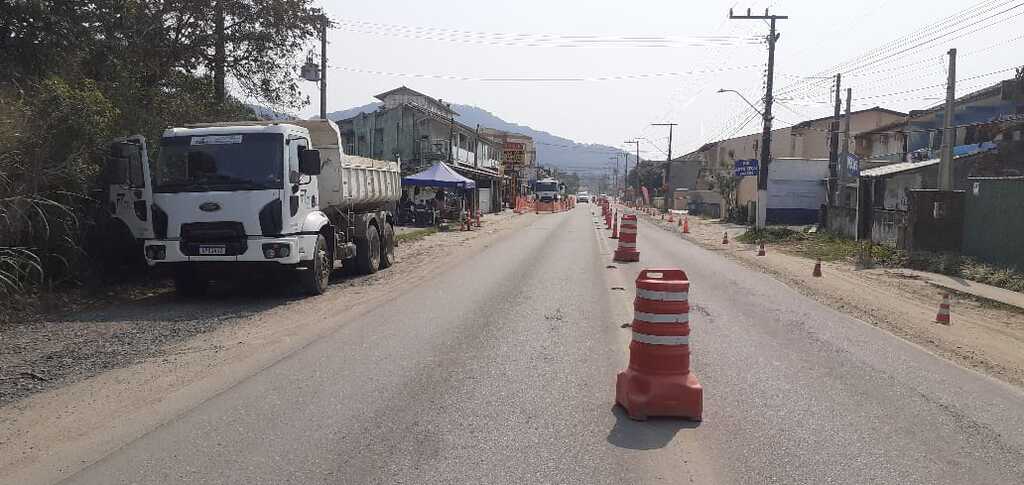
{"left": 891, "top": 269, "right": 1024, "bottom": 310}
{"left": 631, "top": 206, "right": 1024, "bottom": 389}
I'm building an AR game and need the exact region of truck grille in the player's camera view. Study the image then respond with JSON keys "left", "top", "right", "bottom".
{"left": 179, "top": 221, "right": 248, "bottom": 256}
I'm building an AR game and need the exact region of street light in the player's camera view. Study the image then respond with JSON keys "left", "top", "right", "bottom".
{"left": 717, "top": 89, "right": 765, "bottom": 117}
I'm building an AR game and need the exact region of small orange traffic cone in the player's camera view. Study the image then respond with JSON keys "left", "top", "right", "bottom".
{"left": 935, "top": 294, "right": 951, "bottom": 325}
{"left": 668, "top": 212, "right": 675, "bottom": 223}
{"left": 683, "top": 217, "right": 690, "bottom": 234}
{"left": 812, "top": 258, "right": 822, "bottom": 277}
{"left": 722, "top": 232, "right": 729, "bottom": 245}
{"left": 610, "top": 211, "right": 619, "bottom": 239}
{"left": 757, "top": 241, "right": 766, "bottom": 256}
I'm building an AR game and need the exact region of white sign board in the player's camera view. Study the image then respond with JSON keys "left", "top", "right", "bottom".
{"left": 191, "top": 135, "right": 243, "bottom": 146}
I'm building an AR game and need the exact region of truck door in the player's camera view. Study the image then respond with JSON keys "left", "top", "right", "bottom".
{"left": 105, "top": 136, "right": 154, "bottom": 239}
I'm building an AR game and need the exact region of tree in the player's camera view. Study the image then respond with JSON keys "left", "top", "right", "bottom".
{"left": 203, "top": 0, "right": 328, "bottom": 108}
{"left": 709, "top": 170, "right": 740, "bottom": 220}
{"left": 626, "top": 161, "right": 664, "bottom": 198}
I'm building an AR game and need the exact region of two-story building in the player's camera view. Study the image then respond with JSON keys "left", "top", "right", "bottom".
{"left": 678, "top": 107, "right": 906, "bottom": 221}
{"left": 336, "top": 86, "right": 504, "bottom": 212}
{"left": 478, "top": 127, "right": 535, "bottom": 207}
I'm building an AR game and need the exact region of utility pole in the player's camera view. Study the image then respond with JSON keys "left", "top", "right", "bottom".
{"left": 829, "top": 74, "right": 842, "bottom": 181}
{"left": 651, "top": 123, "right": 677, "bottom": 211}
{"left": 320, "top": 20, "right": 327, "bottom": 121}
{"left": 730, "top": 8, "right": 787, "bottom": 228}
{"left": 840, "top": 88, "right": 852, "bottom": 185}
{"left": 939, "top": 48, "right": 957, "bottom": 190}
{"left": 624, "top": 140, "right": 641, "bottom": 203}
{"left": 609, "top": 155, "right": 620, "bottom": 197}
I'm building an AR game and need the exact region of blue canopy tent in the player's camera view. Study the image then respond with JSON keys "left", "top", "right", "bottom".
{"left": 401, "top": 162, "right": 475, "bottom": 227}
{"left": 402, "top": 161, "right": 476, "bottom": 189}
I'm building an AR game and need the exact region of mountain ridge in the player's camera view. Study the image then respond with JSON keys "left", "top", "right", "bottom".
{"left": 324, "top": 102, "right": 631, "bottom": 173}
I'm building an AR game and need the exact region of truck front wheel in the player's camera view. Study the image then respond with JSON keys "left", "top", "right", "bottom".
{"left": 300, "top": 234, "right": 331, "bottom": 295}
{"left": 355, "top": 225, "right": 381, "bottom": 275}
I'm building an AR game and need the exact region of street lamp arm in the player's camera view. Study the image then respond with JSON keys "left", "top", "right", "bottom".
{"left": 717, "top": 89, "right": 765, "bottom": 117}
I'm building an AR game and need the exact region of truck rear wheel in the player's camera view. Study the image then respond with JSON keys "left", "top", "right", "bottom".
{"left": 300, "top": 234, "right": 331, "bottom": 295}
{"left": 355, "top": 225, "right": 381, "bottom": 275}
{"left": 174, "top": 267, "right": 208, "bottom": 297}
{"left": 380, "top": 222, "right": 396, "bottom": 269}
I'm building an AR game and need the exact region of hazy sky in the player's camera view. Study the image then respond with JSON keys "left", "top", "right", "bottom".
{"left": 292, "top": 0, "right": 1023, "bottom": 158}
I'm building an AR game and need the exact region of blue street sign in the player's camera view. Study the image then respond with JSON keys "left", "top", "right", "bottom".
{"left": 734, "top": 159, "right": 759, "bottom": 177}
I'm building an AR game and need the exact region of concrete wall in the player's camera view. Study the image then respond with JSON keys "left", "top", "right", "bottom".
{"left": 735, "top": 158, "right": 828, "bottom": 224}
{"left": 766, "top": 158, "right": 829, "bottom": 224}
{"left": 906, "top": 190, "right": 964, "bottom": 252}
{"left": 664, "top": 159, "right": 701, "bottom": 209}
{"left": 962, "top": 177, "right": 1024, "bottom": 268}
{"left": 871, "top": 209, "right": 908, "bottom": 247}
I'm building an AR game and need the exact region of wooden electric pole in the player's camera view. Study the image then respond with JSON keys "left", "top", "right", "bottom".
{"left": 320, "top": 20, "right": 327, "bottom": 121}
{"left": 829, "top": 74, "right": 842, "bottom": 180}
{"left": 651, "top": 123, "right": 677, "bottom": 211}
{"left": 939, "top": 48, "right": 957, "bottom": 190}
{"left": 730, "top": 8, "right": 787, "bottom": 228}
{"left": 840, "top": 88, "right": 852, "bottom": 183}
{"left": 624, "top": 140, "right": 641, "bottom": 203}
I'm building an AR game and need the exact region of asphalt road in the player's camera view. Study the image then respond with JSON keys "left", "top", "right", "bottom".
{"left": 62, "top": 206, "right": 1024, "bottom": 484}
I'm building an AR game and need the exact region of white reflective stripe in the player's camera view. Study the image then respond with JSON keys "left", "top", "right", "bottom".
{"left": 634, "top": 311, "right": 689, "bottom": 324}
{"left": 632, "top": 332, "right": 689, "bottom": 346}
{"left": 617, "top": 242, "right": 636, "bottom": 248}
{"left": 937, "top": 308, "right": 950, "bottom": 314}
{"left": 619, "top": 229, "right": 637, "bottom": 234}
{"left": 636, "top": 289, "right": 688, "bottom": 301}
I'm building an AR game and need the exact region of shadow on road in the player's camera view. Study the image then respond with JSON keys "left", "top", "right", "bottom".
{"left": 606, "top": 405, "right": 700, "bottom": 450}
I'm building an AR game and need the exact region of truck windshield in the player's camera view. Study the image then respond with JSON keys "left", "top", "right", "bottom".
{"left": 154, "top": 133, "right": 284, "bottom": 193}
{"left": 536, "top": 182, "right": 558, "bottom": 192}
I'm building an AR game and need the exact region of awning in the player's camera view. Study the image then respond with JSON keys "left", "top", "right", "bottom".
{"left": 402, "top": 161, "right": 476, "bottom": 189}
{"left": 450, "top": 163, "right": 501, "bottom": 181}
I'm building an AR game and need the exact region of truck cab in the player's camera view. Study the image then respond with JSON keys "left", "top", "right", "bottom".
{"left": 535, "top": 178, "right": 564, "bottom": 203}
{"left": 141, "top": 120, "right": 399, "bottom": 296}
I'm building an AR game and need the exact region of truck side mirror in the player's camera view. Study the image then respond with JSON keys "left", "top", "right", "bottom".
{"left": 103, "top": 156, "right": 129, "bottom": 185}
{"left": 298, "top": 147, "right": 321, "bottom": 175}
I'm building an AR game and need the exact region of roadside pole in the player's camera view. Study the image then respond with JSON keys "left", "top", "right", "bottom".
{"left": 652, "top": 123, "right": 677, "bottom": 211}
{"left": 827, "top": 74, "right": 841, "bottom": 210}
{"left": 729, "top": 8, "right": 787, "bottom": 228}
{"left": 939, "top": 48, "right": 957, "bottom": 190}
{"left": 319, "top": 20, "right": 327, "bottom": 121}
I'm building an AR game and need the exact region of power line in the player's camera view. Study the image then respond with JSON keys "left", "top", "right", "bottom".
{"left": 329, "top": 64, "right": 765, "bottom": 83}
{"left": 775, "top": 0, "right": 1022, "bottom": 100}
{"left": 776, "top": 0, "right": 1011, "bottom": 92}
{"left": 335, "top": 18, "right": 765, "bottom": 48}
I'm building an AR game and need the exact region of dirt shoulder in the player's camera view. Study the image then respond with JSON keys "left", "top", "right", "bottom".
{"left": 637, "top": 210, "right": 1024, "bottom": 389}
{"left": 0, "top": 210, "right": 539, "bottom": 485}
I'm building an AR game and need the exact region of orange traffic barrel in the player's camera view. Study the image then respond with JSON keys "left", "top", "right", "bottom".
{"left": 614, "top": 213, "right": 640, "bottom": 262}
{"left": 616, "top": 268, "right": 702, "bottom": 421}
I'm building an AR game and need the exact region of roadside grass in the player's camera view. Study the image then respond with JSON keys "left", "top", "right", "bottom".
{"left": 735, "top": 227, "right": 805, "bottom": 244}
{"left": 396, "top": 227, "right": 438, "bottom": 244}
{"left": 739, "top": 227, "right": 1024, "bottom": 293}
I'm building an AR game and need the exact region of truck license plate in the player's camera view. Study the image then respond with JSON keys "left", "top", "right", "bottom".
{"left": 198, "top": 245, "right": 226, "bottom": 255}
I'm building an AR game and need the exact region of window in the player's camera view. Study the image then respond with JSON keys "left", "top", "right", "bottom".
{"left": 288, "top": 137, "right": 308, "bottom": 174}
{"left": 128, "top": 148, "right": 145, "bottom": 188}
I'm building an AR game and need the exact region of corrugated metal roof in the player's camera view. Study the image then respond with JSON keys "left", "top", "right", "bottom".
{"left": 860, "top": 158, "right": 940, "bottom": 177}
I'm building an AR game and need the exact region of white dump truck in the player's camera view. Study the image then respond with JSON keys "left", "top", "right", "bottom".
{"left": 534, "top": 178, "right": 564, "bottom": 203}
{"left": 129, "top": 120, "right": 399, "bottom": 296}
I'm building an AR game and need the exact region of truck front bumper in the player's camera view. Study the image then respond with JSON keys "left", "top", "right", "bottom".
{"left": 144, "top": 234, "right": 320, "bottom": 267}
